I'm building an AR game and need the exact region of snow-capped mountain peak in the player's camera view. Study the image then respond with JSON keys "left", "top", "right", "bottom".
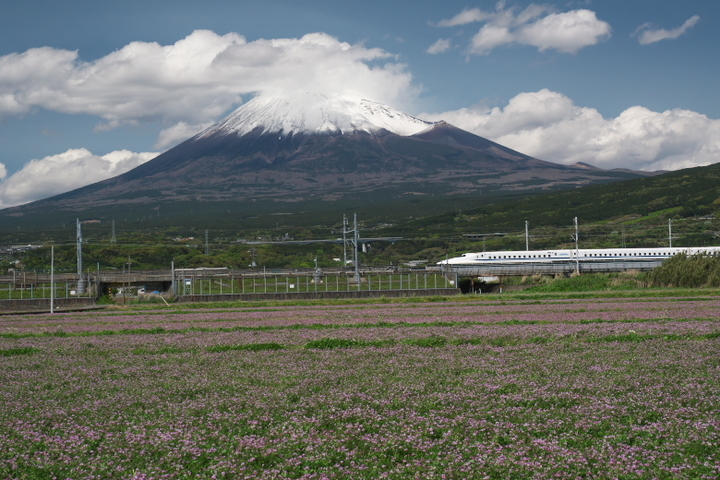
{"left": 198, "top": 91, "right": 433, "bottom": 138}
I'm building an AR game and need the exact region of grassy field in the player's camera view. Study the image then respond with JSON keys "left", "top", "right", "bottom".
{"left": 1, "top": 294, "right": 719, "bottom": 479}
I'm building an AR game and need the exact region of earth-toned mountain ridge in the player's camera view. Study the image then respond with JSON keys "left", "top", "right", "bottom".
{"left": 2, "top": 91, "right": 649, "bottom": 221}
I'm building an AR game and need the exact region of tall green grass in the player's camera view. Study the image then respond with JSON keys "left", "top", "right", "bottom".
{"left": 525, "top": 273, "right": 646, "bottom": 293}
{"left": 648, "top": 253, "right": 720, "bottom": 288}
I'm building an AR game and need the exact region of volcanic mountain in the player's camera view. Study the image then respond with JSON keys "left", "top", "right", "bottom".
{"left": 3, "top": 91, "right": 648, "bottom": 223}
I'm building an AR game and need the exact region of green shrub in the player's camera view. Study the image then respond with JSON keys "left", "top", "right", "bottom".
{"left": 648, "top": 252, "right": 720, "bottom": 288}
{"left": 526, "top": 272, "right": 645, "bottom": 292}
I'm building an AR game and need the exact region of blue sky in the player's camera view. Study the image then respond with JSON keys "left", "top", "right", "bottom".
{"left": 1, "top": 0, "right": 718, "bottom": 208}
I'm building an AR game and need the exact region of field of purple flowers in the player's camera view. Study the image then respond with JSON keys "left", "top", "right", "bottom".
{"left": 1, "top": 296, "right": 719, "bottom": 479}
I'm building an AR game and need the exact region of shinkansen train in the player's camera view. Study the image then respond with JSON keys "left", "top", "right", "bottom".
{"left": 438, "top": 246, "right": 720, "bottom": 266}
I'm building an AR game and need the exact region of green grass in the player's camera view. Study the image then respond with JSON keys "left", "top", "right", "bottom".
{"left": 206, "top": 342, "right": 285, "bottom": 353}
{"left": 0, "top": 346, "right": 40, "bottom": 356}
{"left": 104, "top": 286, "right": 720, "bottom": 312}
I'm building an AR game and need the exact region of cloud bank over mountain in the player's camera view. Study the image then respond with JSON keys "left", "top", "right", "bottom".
{"left": 0, "top": 30, "right": 417, "bottom": 139}
{"left": 423, "top": 89, "right": 720, "bottom": 172}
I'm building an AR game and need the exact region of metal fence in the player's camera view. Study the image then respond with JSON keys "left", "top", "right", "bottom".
{"left": 0, "top": 269, "right": 459, "bottom": 306}
{"left": 0, "top": 280, "right": 93, "bottom": 300}
{"left": 175, "top": 271, "right": 456, "bottom": 296}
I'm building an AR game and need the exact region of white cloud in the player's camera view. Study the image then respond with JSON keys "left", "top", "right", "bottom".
{"left": 436, "top": 7, "right": 494, "bottom": 27}
{"left": 426, "top": 38, "right": 452, "bottom": 54}
{"left": 0, "top": 30, "right": 417, "bottom": 131}
{"left": 516, "top": 10, "right": 612, "bottom": 54}
{"left": 470, "top": 25, "right": 515, "bottom": 54}
{"left": 438, "top": 4, "right": 610, "bottom": 55}
{"left": 154, "top": 121, "right": 215, "bottom": 150}
{"left": 422, "top": 89, "right": 720, "bottom": 172}
{"left": 0, "top": 149, "right": 157, "bottom": 208}
{"left": 636, "top": 15, "right": 700, "bottom": 45}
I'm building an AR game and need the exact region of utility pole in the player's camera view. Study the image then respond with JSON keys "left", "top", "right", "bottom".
{"left": 525, "top": 220, "right": 529, "bottom": 251}
{"left": 342, "top": 214, "right": 348, "bottom": 266}
{"left": 76, "top": 219, "right": 85, "bottom": 294}
{"left": 668, "top": 219, "right": 673, "bottom": 248}
{"left": 50, "top": 245, "right": 54, "bottom": 314}
{"left": 353, "top": 213, "right": 360, "bottom": 283}
{"left": 574, "top": 217, "right": 580, "bottom": 275}
{"left": 205, "top": 229, "right": 209, "bottom": 255}
{"left": 111, "top": 219, "right": 116, "bottom": 243}
{"left": 124, "top": 256, "right": 132, "bottom": 304}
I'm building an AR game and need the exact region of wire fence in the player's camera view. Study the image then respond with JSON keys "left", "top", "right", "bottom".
{"left": 175, "top": 272, "right": 456, "bottom": 296}
{"left": 0, "top": 270, "right": 459, "bottom": 307}
{"left": 0, "top": 281, "right": 93, "bottom": 300}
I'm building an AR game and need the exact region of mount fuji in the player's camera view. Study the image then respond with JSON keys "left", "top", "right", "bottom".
{"left": 1, "top": 91, "right": 648, "bottom": 226}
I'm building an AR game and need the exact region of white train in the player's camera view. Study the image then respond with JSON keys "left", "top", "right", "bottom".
{"left": 438, "top": 246, "right": 720, "bottom": 266}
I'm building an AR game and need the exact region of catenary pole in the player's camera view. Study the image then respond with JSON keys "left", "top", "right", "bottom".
{"left": 574, "top": 217, "right": 580, "bottom": 275}
{"left": 525, "top": 220, "right": 529, "bottom": 251}
{"left": 50, "top": 245, "right": 54, "bottom": 314}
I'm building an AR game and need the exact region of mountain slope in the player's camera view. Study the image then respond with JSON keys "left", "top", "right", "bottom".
{"left": 388, "top": 160, "right": 720, "bottom": 235}
{"left": 0, "top": 91, "right": 648, "bottom": 229}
